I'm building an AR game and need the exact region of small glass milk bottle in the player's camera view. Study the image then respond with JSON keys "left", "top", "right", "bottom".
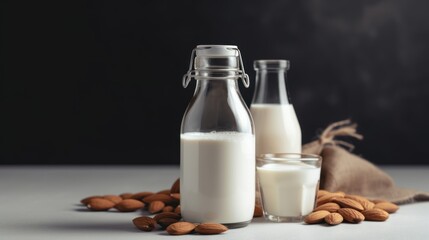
{"left": 180, "top": 45, "right": 255, "bottom": 228}
{"left": 250, "top": 60, "right": 302, "bottom": 156}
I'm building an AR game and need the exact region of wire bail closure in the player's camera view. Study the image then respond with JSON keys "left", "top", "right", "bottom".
{"left": 182, "top": 47, "right": 250, "bottom": 88}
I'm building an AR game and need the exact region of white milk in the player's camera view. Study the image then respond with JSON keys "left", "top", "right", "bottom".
{"left": 257, "top": 163, "right": 320, "bottom": 217}
{"left": 250, "top": 104, "right": 301, "bottom": 156}
{"left": 180, "top": 132, "right": 255, "bottom": 224}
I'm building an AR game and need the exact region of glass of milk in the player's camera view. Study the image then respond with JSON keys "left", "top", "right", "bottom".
{"left": 256, "top": 153, "right": 322, "bottom": 222}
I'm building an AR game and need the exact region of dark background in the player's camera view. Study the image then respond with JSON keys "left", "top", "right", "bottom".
{"left": 2, "top": 0, "right": 429, "bottom": 165}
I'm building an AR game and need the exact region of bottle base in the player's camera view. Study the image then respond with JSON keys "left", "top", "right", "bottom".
{"left": 223, "top": 220, "right": 251, "bottom": 229}
{"left": 265, "top": 214, "right": 304, "bottom": 223}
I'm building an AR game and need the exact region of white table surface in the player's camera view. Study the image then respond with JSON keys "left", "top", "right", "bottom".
{"left": 1, "top": 165, "right": 428, "bottom": 240}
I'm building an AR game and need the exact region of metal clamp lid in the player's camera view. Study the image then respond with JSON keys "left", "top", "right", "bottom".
{"left": 182, "top": 45, "right": 249, "bottom": 88}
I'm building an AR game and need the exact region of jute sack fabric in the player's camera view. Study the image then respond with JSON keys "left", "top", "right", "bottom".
{"left": 302, "top": 119, "right": 429, "bottom": 204}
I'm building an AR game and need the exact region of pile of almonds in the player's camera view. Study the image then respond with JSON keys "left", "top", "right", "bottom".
{"left": 79, "top": 179, "right": 399, "bottom": 234}
{"left": 79, "top": 178, "right": 263, "bottom": 235}
{"left": 304, "top": 190, "right": 399, "bottom": 225}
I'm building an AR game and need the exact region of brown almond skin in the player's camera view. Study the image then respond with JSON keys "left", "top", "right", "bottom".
{"left": 153, "top": 212, "right": 182, "bottom": 223}
{"left": 86, "top": 198, "right": 115, "bottom": 211}
{"left": 158, "top": 218, "right": 179, "bottom": 229}
{"left": 166, "top": 222, "right": 196, "bottom": 235}
{"left": 333, "top": 198, "right": 364, "bottom": 211}
{"left": 344, "top": 194, "right": 369, "bottom": 202}
{"left": 174, "top": 205, "right": 181, "bottom": 214}
{"left": 132, "top": 216, "right": 157, "bottom": 232}
{"left": 162, "top": 206, "right": 174, "bottom": 213}
{"left": 157, "top": 189, "right": 171, "bottom": 195}
{"left": 374, "top": 202, "right": 399, "bottom": 213}
{"left": 80, "top": 195, "right": 102, "bottom": 205}
{"left": 313, "top": 202, "right": 341, "bottom": 213}
{"left": 324, "top": 213, "right": 343, "bottom": 225}
{"left": 345, "top": 195, "right": 374, "bottom": 210}
{"left": 119, "top": 193, "right": 134, "bottom": 199}
{"left": 253, "top": 205, "right": 263, "bottom": 217}
{"left": 195, "top": 223, "right": 228, "bottom": 235}
{"left": 338, "top": 208, "right": 365, "bottom": 223}
{"left": 345, "top": 194, "right": 370, "bottom": 203}
{"left": 316, "top": 192, "right": 345, "bottom": 206}
{"left": 149, "top": 200, "right": 165, "bottom": 214}
{"left": 143, "top": 194, "right": 176, "bottom": 205}
{"left": 362, "top": 208, "right": 389, "bottom": 221}
{"left": 304, "top": 210, "right": 331, "bottom": 224}
{"left": 317, "top": 190, "right": 330, "bottom": 198}
{"left": 114, "top": 199, "right": 145, "bottom": 212}
{"left": 130, "top": 192, "right": 155, "bottom": 200}
{"left": 360, "top": 200, "right": 375, "bottom": 210}
{"left": 103, "top": 195, "right": 122, "bottom": 204}
{"left": 170, "top": 178, "right": 180, "bottom": 194}
{"left": 170, "top": 193, "right": 181, "bottom": 200}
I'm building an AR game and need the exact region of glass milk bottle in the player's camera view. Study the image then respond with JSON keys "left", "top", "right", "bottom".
{"left": 250, "top": 60, "right": 302, "bottom": 156}
{"left": 180, "top": 45, "right": 255, "bottom": 228}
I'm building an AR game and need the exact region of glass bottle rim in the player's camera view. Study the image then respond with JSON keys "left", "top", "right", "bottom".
{"left": 254, "top": 59, "right": 290, "bottom": 70}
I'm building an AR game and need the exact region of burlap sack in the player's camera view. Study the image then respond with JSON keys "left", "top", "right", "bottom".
{"left": 303, "top": 119, "right": 429, "bottom": 205}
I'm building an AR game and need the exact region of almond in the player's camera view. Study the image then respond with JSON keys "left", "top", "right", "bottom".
{"left": 254, "top": 205, "right": 263, "bottom": 217}
{"left": 86, "top": 198, "right": 115, "bottom": 211}
{"left": 130, "top": 192, "right": 155, "bottom": 200}
{"left": 153, "top": 212, "right": 182, "bottom": 223}
{"left": 119, "top": 193, "right": 134, "bottom": 199}
{"left": 316, "top": 192, "right": 345, "bottom": 206}
{"left": 304, "top": 210, "right": 330, "bottom": 224}
{"left": 313, "top": 202, "right": 340, "bottom": 213}
{"left": 371, "top": 199, "right": 388, "bottom": 204}
{"left": 132, "top": 216, "right": 157, "bottom": 232}
{"left": 103, "top": 195, "right": 122, "bottom": 204}
{"left": 158, "top": 218, "right": 179, "bottom": 229}
{"left": 324, "top": 213, "right": 343, "bottom": 225}
{"left": 170, "top": 178, "right": 180, "bottom": 194}
{"left": 115, "top": 199, "right": 145, "bottom": 212}
{"left": 361, "top": 200, "right": 375, "bottom": 211}
{"left": 162, "top": 206, "right": 174, "bottom": 213}
{"left": 149, "top": 200, "right": 165, "bottom": 214}
{"left": 174, "top": 205, "right": 181, "bottom": 214}
{"left": 195, "top": 223, "right": 228, "bottom": 235}
{"left": 338, "top": 208, "right": 365, "bottom": 223}
{"left": 374, "top": 202, "right": 399, "bottom": 213}
{"left": 80, "top": 195, "right": 102, "bottom": 205}
{"left": 344, "top": 194, "right": 369, "bottom": 203}
{"left": 317, "top": 189, "right": 330, "bottom": 198}
{"left": 345, "top": 195, "right": 374, "bottom": 210}
{"left": 143, "top": 194, "right": 176, "bottom": 205}
{"left": 362, "top": 208, "right": 389, "bottom": 221}
{"left": 170, "top": 193, "right": 180, "bottom": 200}
{"left": 157, "top": 189, "right": 171, "bottom": 195}
{"left": 166, "top": 222, "right": 196, "bottom": 235}
{"left": 333, "top": 198, "right": 364, "bottom": 211}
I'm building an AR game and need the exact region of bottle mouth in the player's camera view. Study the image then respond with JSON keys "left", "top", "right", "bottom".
{"left": 194, "top": 46, "right": 240, "bottom": 80}
{"left": 196, "top": 45, "right": 239, "bottom": 57}
{"left": 254, "top": 59, "right": 290, "bottom": 70}
{"left": 183, "top": 45, "right": 250, "bottom": 88}
{"left": 195, "top": 45, "right": 240, "bottom": 70}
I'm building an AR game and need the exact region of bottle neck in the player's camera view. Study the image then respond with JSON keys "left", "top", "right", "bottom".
{"left": 194, "top": 79, "right": 239, "bottom": 97}
{"left": 183, "top": 78, "right": 252, "bottom": 134}
{"left": 252, "top": 69, "right": 291, "bottom": 104}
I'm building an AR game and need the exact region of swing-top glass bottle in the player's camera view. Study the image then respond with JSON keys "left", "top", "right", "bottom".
{"left": 180, "top": 45, "right": 255, "bottom": 228}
